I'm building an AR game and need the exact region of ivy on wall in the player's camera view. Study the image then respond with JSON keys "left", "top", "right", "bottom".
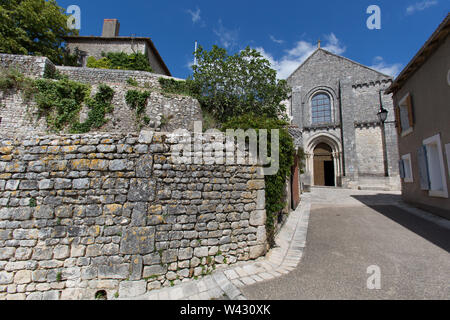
{"left": 222, "top": 114, "right": 296, "bottom": 246}
{"left": 1, "top": 69, "right": 115, "bottom": 133}
{"left": 125, "top": 89, "right": 151, "bottom": 126}
{"left": 34, "top": 78, "right": 90, "bottom": 132}
{"left": 70, "top": 85, "right": 115, "bottom": 133}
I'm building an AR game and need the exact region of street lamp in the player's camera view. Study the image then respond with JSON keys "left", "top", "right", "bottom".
{"left": 378, "top": 90, "right": 389, "bottom": 177}
{"left": 377, "top": 107, "right": 388, "bottom": 123}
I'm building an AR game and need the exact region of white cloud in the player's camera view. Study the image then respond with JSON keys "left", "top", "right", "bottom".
{"left": 187, "top": 7, "right": 201, "bottom": 24}
{"left": 255, "top": 33, "right": 347, "bottom": 79}
{"left": 369, "top": 56, "right": 403, "bottom": 77}
{"left": 213, "top": 20, "right": 239, "bottom": 49}
{"left": 322, "top": 33, "right": 346, "bottom": 55}
{"left": 406, "top": 0, "right": 438, "bottom": 15}
{"left": 269, "top": 35, "right": 284, "bottom": 44}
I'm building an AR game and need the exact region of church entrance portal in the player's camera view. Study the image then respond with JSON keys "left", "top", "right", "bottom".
{"left": 313, "top": 143, "right": 335, "bottom": 187}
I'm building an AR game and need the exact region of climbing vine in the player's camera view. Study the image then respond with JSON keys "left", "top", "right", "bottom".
{"left": 70, "top": 84, "right": 115, "bottom": 133}
{"left": 34, "top": 78, "right": 90, "bottom": 132}
{"left": 125, "top": 89, "right": 150, "bottom": 125}
{"left": 222, "top": 114, "right": 296, "bottom": 246}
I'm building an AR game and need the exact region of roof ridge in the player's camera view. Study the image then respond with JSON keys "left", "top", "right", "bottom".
{"left": 286, "top": 48, "right": 392, "bottom": 81}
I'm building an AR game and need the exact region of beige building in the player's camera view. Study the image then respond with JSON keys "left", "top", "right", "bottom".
{"left": 387, "top": 14, "right": 450, "bottom": 219}
{"left": 65, "top": 19, "right": 171, "bottom": 76}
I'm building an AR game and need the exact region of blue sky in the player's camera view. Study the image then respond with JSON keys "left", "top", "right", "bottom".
{"left": 58, "top": 0, "right": 449, "bottom": 79}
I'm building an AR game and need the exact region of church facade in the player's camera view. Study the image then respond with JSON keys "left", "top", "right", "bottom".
{"left": 286, "top": 48, "right": 400, "bottom": 191}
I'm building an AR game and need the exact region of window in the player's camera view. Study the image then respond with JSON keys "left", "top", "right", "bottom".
{"left": 311, "top": 93, "right": 332, "bottom": 124}
{"left": 395, "top": 93, "right": 414, "bottom": 136}
{"left": 419, "top": 134, "right": 448, "bottom": 198}
{"left": 400, "top": 154, "right": 413, "bottom": 183}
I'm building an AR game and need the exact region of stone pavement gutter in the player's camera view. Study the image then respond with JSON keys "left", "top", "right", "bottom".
{"left": 120, "top": 193, "right": 313, "bottom": 300}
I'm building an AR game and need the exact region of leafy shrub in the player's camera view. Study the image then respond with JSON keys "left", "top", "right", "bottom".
{"left": 0, "top": 68, "right": 36, "bottom": 101}
{"left": 87, "top": 56, "right": 111, "bottom": 69}
{"left": 87, "top": 52, "right": 153, "bottom": 72}
{"left": 158, "top": 77, "right": 199, "bottom": 96}
{"left": 126, "top": 78, "right": 139, "bottom": 87}
{"left": 222, "top": 114, "right": 296, "bottom": 245}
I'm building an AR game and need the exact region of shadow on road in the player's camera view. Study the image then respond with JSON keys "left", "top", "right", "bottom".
{"left": 352, "top": 194, "right": 450, "bottom": 253}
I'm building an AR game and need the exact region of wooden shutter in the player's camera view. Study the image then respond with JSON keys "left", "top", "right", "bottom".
{"left": 406, "top": 94, "right": 414, "bottom": 128}
{"left": 394, "top": 105, "right": 402, "bottom": 136}
{"left": 417, "top": 146, "right": 430, "bottom": 190}
{"left": 399, "top": 160, "right": 405, "bottom": 179}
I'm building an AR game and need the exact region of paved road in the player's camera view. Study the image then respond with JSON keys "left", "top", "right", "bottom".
{"left": 241, "top": 188, "right": 450, "bottom": 300}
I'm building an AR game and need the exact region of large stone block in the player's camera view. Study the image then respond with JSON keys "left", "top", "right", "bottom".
{"left": 250, "top": 210, "right": 266, "bottom": 226}
{"left": 119, "top": 280, "right": 146, "bottom": 298}
{"left": 249, "top": 245, "right": 266, "bottom": 259}
{"left": 98, "top": 264, "right": 129, "bottom": 279}
{"left": 0, "top": 271, "right": 13, "bottom": 285}
{"left": 120, "top": 227, "right": 155, "bottom": 254}
{"left": 34, "top": 206, "right": 54, "bottom": 219}
{"left": 127, "top": 179, "right": 156, "bottom": 202}
{"left": 14, "top": 270, "right": 31, "bottom": 284}
{"left": 143, "top": 265, "right": 167, "bottom": 278}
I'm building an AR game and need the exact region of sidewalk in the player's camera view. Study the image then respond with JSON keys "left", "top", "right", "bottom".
{"left": 119, "top": 193, "right": 312, "bottom": 300}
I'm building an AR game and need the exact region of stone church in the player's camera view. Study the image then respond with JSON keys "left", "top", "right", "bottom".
{"left": 286, "top": 46, "right": 400, "bottom": 191}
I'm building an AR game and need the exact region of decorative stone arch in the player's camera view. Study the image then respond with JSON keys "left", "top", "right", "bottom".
{"left": 304, "top": 133, "right": 343, "bottom": 187}
{"left": 303, "top": 86, "right": 338, "bottom": 125}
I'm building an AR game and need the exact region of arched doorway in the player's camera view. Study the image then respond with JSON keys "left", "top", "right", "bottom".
{"left": 313, "top": 143, "right": 335, "bottom": 187}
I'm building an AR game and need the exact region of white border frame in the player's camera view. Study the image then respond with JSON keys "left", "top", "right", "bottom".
{"left": 398, "top": 93, "right": 413, "bottom": 137}
{"left": 401, "top": 153, "right": 413, "bottom": 183}
{"left": 423, "top": 134, "right": 448, "bottom": 198}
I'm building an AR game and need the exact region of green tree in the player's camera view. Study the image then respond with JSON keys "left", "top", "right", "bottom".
{"left": 191, "top": 45, "right": 290, "bottom": 123}
{"left": 0, "top": 0, "right": 77, "bottom": 64}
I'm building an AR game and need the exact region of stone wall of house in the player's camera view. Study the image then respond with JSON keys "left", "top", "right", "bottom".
{"left": 355, "top": 125, "right": 384, "bottom": 176}
{"left": 0, "top": 131, "right": 267, "bottom": 300}
{"left": 0, "top": 54, "right": 202, "bottom": 138}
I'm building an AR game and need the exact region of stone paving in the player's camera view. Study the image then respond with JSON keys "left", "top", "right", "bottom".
{"left": 119, "top": 193, "right": 312, "bottom": 300}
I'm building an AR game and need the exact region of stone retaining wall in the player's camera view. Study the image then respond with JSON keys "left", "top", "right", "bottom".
{"left": 0, "top": 54, "right": 55, "bottom": 79}
{"left": 0, "top": 54, "right": 202, "bottom": 138}
{"left": 0, "top": 131, "right": 267, "bottom": 300}
{"left": 56, "top": 66, "right": 177, "bottom": 89}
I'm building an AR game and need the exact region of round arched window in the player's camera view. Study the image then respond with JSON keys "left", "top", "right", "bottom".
{"left": 311, "top": 93, "right": 332, "bottom": 124}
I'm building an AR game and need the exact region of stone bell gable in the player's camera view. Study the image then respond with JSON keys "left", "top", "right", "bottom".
{"left": 288, "top": 48, "right": 390, "bottom": 87}
{"left": 287, "top": 48, "right": 400, "bottom": 191}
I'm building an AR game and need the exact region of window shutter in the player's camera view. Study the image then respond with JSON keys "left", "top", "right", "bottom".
{"left": 394, "top": 105, "right": 402, "bottom": 135}
{"left": 417, "top": 146, "right": 430, "bottom": 190}
{"left": 406, "top": 94, "right": 414, "bottom": 128}
{"left": 399, "top": 159, "right": 405, "bottom": 179}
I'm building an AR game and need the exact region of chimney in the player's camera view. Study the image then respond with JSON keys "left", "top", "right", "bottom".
{"left": 102, "top": 19, "right": 120, "bottom": 37}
